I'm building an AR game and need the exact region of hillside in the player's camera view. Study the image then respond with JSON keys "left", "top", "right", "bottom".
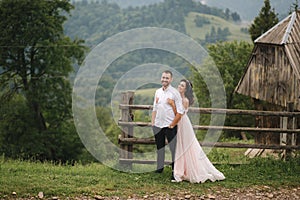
{"left": 107, "top": 0, "right": 162, "bottom": 8}
{"left": 65, "top": 1, "right": 248, "bottom": 47}
{"left": 72, "top": 0, "right": 295, "bottom": 21}
{"left": 197, "top": 0, "right": 294, "bottom": 21}
{"left": 185, "top": 12, "right": 251, "bottom": 43}
{"left": 71, "top": 0, "right": 163, "bottom": 8}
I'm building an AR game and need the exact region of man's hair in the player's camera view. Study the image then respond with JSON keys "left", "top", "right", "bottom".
{"left": 162, "top": 70, "right": 173, "bottom": 77}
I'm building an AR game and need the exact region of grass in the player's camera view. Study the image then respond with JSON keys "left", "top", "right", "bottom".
{"left": 0, "top": 155, "right": 299, "bottom": 199}
{"left": 185, "top": 12, "right": 251, "bottom": 42}
{"left": 134, "top": 88, "right": 156, "bottom": 98}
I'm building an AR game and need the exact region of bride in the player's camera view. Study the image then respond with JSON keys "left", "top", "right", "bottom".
{"left": 168, "top": 79, "right": 225, "bottom": 183}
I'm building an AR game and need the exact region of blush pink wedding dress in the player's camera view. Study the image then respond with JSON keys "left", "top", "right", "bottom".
{"left": 174, "top": 110, "right": 225, "bottom": 183}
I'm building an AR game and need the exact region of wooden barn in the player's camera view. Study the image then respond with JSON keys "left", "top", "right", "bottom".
{"left": 235, "top": 10, "right": 300, "bottom": 155}
{"left": 236, "top": 10, "right": 300, "bottom": 110}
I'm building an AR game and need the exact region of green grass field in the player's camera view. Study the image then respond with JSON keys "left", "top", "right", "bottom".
{"left": 1, "top": 155, "right": 299, "bottom": 199}
{"left": 134, "top": 88, "right": 156, "bottom": 98}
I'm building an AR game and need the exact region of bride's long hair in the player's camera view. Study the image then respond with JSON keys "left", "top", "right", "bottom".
{"left": 181, "top": 79, "right": 194, "bottom": 106}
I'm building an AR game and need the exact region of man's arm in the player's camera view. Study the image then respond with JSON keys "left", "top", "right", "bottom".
{"left": 152, "top": 90, "right": 158, "bottom": 126}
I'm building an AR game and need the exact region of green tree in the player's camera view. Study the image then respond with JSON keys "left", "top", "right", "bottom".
{"left": 290, "top": 0, "right": 298, "bottom": 13}
{"left": 231, "top": 12, "right": 241, "bottom": 22}
{"left": 207, "top": 41, "right": 253, "bottom": 109}
{"left": 192, "top": 41, "right": 254, "bottom": 138}
{"left": 249, "top": 0, "right": 279, "bottom": 42}
{"left": 0, "top": 0, "right": 86, "bottom": 161}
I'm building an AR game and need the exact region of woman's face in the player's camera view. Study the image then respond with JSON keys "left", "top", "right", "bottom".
{"left": 178, "top": 81, "right": 187, "bottom": 94}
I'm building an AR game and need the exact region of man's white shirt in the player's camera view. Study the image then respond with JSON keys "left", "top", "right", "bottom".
{"left": 153, "top": 85, "right": 184, "bottom": 128}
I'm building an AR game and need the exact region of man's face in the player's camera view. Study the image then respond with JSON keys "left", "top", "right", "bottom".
{"left": 161, "top": 72, "right": 172, "bottom": 88}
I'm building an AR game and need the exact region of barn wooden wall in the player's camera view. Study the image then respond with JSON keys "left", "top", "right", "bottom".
{"left": 236, "top": 44, "right": 300, "bottom": 111}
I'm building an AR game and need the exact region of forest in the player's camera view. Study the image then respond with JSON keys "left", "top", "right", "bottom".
{"left": 65, "top": 0, "right": 242, "bottom": 46}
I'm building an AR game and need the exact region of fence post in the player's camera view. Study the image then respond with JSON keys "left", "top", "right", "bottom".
{"left": 286, "top": 102, "right": 294, "bottom": 160}
{"left": 119, "top": 91, "right": 134, "bottom": 168}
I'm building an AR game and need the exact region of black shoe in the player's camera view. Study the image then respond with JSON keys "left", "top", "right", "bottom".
{"left": 155, "top": 168, "right": 164, "bottom": 173}
{"left": 170, "top": 171, "right": 176, "bottom": 181}
{"left": 171, "top": 175, "right": 176, "bottom": 182}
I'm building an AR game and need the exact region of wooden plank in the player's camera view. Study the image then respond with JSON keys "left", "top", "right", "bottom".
{"left": 118, "top": 138, "right": 300, "bottom": 150}
{"left": 193, "top": 125, "right": 300, "bottom": 133}
{"left": 118, "top": 121, "right": 300, "bottom": 133}
{"left": 286, "top": 102, "right": 294, "bottom": 160}
{"left": 119, "top": 104, "right": 300, "bottom": 117}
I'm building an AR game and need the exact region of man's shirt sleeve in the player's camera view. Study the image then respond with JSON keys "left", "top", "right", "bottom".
{"left": 153, "top": 90, "right": 158, "bottom": 112}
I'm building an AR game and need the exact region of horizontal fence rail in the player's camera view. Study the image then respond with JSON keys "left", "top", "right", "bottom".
{"left": 118, "top": 136, "right": 300, "bottom": 150}
{"left": 119, "top": 104, "right": 300, "bottom": 117}
{"left": 118, "top": 121, "right": 300, "bottom": 134}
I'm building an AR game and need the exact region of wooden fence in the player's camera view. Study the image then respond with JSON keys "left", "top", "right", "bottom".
{"left": 118, "top": 92, "right": 300, "bottom": 167}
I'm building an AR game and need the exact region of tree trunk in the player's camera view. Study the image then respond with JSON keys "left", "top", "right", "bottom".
{"left": 29, "top": 99, "right": 47, "bottom": 132}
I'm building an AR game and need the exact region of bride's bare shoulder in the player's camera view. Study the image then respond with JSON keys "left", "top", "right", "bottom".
{"left": 183, "top": 97, "right": 189, "bottom": 109}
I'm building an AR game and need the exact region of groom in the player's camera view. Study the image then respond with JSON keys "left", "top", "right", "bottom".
{"left": 151, "top": 70, "right": 184, "bottom": 180}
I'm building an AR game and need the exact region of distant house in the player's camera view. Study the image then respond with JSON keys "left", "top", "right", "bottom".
{"left": 235, "top": 10, "right": 300, "bottom": 153}
{"left": 235, "top": 10, "right": 300, "bottom": 111}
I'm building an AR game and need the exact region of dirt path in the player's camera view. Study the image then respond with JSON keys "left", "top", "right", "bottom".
{"left": 92, "top": 186, "right": 300, "bottom": 200}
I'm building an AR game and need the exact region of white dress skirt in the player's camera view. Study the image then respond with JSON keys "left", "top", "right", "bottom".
{"left": 174, "top": 111, "right": 225, "bottom": 183}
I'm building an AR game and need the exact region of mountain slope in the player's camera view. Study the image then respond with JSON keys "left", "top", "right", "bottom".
{"left": 72, "top": 0, "right": 295, "bottom": 21}
{"left": 202, "top": 0, "right": 294, "bottom": 21}
{"left": 185, "top": 12, "right": 251, "bottom": 43}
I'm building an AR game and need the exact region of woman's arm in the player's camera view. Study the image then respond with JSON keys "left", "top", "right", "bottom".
{"left": 182, "top": 98, "right": 189, "bottom": 110}
{"left": 167, "top": 98, "right": 177, "bottom": 115}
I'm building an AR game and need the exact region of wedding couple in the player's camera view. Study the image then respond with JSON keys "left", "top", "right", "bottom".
{"left": 151, "top": 70, "right": 225, "bottom": 183}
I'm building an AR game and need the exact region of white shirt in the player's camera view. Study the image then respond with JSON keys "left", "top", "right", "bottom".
{"left": 153, "top": 85, "right": 184, "bottom": 128}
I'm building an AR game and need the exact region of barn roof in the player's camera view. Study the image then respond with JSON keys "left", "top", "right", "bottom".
{"left": 255, "top": 10, "right": 300, "bottom": 45}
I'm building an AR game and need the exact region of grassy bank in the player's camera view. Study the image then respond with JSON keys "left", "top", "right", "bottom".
{"left": 185, "top": 12, "right": 251, "bottom": 43}
{"left": 0, "top": 156, "right": 299, "bottom": 199}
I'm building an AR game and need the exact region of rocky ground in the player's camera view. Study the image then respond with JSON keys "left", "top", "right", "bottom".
{"left": 93, "top": 186, "right": 300, "bottom": 200}
{"left": 4, "top": 186, "right": 300, "bottom": 200}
